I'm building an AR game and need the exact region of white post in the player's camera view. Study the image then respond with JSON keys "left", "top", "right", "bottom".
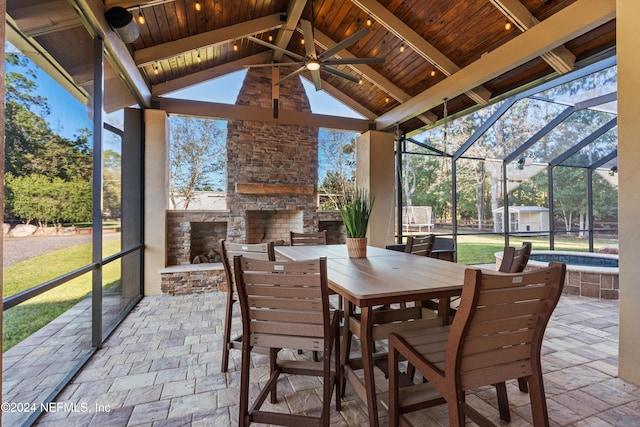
{"left": 356, "top": 130, "right": 395, "bottom": 248}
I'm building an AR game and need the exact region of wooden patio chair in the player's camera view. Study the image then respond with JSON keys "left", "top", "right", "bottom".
{"left": 500, "top": 241, "right": 532, "bottom": 273}
{"left": 219, "top": 240, "right": 275, "bottom": 373}
{"left": 387, "top": 263, "right": 566, "bottom": 427}
{"left": 401, "top": 234, "right": 437, "bottom": 311}
{"left": 290, "top": 230, "right": 328, "bottom": 246}
{"left": 235, "top": 256, "right": 341, "bottom": 427}
{"left": 404, "top": 234, "right": 436, "bottom": 257}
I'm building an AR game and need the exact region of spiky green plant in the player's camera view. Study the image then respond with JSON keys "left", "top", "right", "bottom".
{"left": 337, "top": 188, "right": 374, "bottom": 238}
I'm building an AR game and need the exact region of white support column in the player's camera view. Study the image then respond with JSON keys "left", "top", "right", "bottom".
{"left": 617, "top": 0, "right": 640, "bottom": 385}
{"left": 144, "top": 109, "right": 170, "bottom": 295}
{"left": 356, "top": 130, "right": 395, "bottom": 248}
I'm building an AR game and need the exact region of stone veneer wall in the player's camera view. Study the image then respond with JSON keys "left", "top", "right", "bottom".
{"left": 166, "top": 211, "right": 231, "bottom": 265}
{"left": 225, "top": 68, "right": 319, "bottom": 242}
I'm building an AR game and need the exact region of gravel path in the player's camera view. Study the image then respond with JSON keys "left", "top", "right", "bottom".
{"left": 2, "top": 234, "right": 120, "bottom": 267}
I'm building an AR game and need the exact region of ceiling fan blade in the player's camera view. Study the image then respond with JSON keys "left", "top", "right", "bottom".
{"left": 311, "top": 69, "right": 322, "bottom": 91}
{"left": 322, "top": 65, "right": 360, "bottom": 83}
{"left": 247, "top": 36, "right": 306, "bottom": 62}
{"left": 323, "top": 57, "right": 385, "bottom": 65}
{"left": 300, "top": 19, "right": 318, "bottom": 59}
{"left": 244, "top": 62, "right": 304, "bottom": 68}
{"left": 275, "top": 66, "right": 307, "bottom": 85}
{"left": 318, "top": 28, "right": 369, "bottom": 60}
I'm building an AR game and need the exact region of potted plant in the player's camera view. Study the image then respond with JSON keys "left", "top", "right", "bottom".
{"left": 337, "top": 187, "right": 374, "bottom": 258}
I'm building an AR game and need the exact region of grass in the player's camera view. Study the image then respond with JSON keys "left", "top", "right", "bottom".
{"left": 456, "top": 234, "right": 618, "bottom": 265}
{"left": 3, "top": 240, "right": 122, "bottom": 351}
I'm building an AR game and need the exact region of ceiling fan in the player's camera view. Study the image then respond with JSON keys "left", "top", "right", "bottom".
{"left": 246, "top": 19, "right": 385, "bottom": 91}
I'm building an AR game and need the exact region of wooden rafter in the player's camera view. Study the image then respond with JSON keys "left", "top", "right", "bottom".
{"left": 272, "top": 0, "right": 307, "bottom": 62}
{"left": 350, "top": 0, "right": 492, "bottom": 106}
{"left": 134, "top": 14, "right": 285, "bottom": 67}
{"left": 152, "top": 51, "right": 273, "bottom": 96}
{"left": 72, "top": 0, "right": 152, "bottom": 107}
{"left": 311, "top": 28, "right": 437, "bottom": 124}
{"left": 375, "top": 0, "right": 615, "bottom": 130}
{"left": 490, "top": 0, "right": 576, "bottom": 73}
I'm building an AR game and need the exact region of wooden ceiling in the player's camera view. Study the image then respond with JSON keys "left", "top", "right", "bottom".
{"left": 6, "top": 0, "right": 616, "bottom": 135}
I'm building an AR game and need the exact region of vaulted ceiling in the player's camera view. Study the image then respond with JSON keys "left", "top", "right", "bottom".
{"left": 6, "top": 0, "right": 616, "bottom": 135}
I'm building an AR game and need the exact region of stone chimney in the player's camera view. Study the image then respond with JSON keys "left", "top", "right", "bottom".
{"left": 225, "top": 68, "right": 319, "bottom": 242}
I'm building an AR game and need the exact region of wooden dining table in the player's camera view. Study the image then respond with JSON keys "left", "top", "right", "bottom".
{"left": 275, "top": 244, "right": 469, "bottom": 427}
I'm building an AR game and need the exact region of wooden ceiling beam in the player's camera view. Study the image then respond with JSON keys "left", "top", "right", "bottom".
{"left": 312, "top": 28, "right": 408, "bottom": 103}
{"left": 490, "top": 0, "right": 575, "bottom": 73}
{"left": 105, "top": 0, "right": 175, "bottom": 9}
{"left": 311, "top": 28, "right": 436, "bottom": 124}
{"left": 134, "top": 14, "right": 284, "bottom": 67}
{"left": 156, "top": 97, "right": 371, "bottom": 132}
{"left": 152, "top": 51, "right": 273, "bottom": 96}
{"left": 350, "top": 0, "right": 492, "bottom": 106}
{"left": 71, "top": 0, "right": 152, "bottom": 107}
{"left": 375, "top": 0, "right": 615, "bottom": 130}
{"left": 272, "top": 0, "right": 307, "bottom": 62}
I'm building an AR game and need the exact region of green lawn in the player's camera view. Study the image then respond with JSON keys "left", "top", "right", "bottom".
{"left": 456, "top": 234, "right": 618, "bottom": 265}
{"left": 3, "top": 240, "right": 121, "bottom": 351}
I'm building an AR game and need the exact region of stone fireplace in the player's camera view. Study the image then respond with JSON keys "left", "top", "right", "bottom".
{"left": 225, "top": 68, "right": 319, "bottom": 242}
{"left": 162, "top": 68, "right": 346, "bottom": 294}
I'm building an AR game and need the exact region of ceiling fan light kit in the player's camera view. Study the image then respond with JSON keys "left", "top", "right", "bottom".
{"left": 246, "top": 14, "right": 385, "bottom": 91}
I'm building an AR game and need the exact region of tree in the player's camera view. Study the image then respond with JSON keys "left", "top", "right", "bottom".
{"left": 4, "top": 53, "right": 94, "bottom": 226}
{"left": 5, "top": 174, "right": 92, "bottom": 227}
{"left": 103, "top": 150, "right": 122, "bottom": 219}
{"left": 4, "top": 53, "right": 92, "bottom": 181}
{"left": 169, "top": 116, "right": 226, "bottom": 209}
{"left": 318, "top": 129, "right": 356, "bottom": 208}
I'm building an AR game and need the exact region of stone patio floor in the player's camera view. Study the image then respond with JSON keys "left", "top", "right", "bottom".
{"left": 4, "top": 283, "right": 639, "bottom": 426}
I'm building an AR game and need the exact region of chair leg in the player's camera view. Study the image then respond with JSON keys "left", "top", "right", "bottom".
{"left": 322, "top": 354, "right": 331, "bottom": 426}
{"left": 494, "top": 382, "right": 511, "bottom": 422}
{"left": 335, "top": 326, "right": 342, "bottom": 411}
{"left": 340, "top": 302, "right": 354, "bottom": 395}
{"left": 239, "top": 346, "right": 251, "bottom": 427}
{"left": 221, "top": 288, "right": 235, "bottom": 373}
{"left": 269, "top": 348, "right": 278, "bottom": 404}
{"left": 449, "top": 390, "right": 466, "bottom": 427}
{"left": 527, "top": 373, "right": 550, "bottom": 427}
{"left": 389, "top": 344, "right": 400, "bottom": 427}
{"left": 518, "top": 377, "right": 529, "bottom": 393}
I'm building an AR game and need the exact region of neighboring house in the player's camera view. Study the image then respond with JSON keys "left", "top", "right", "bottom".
{"left": 493, "top": 206, "right": 549, "bottom": 234}
{"left": 171, "top": 192, "right": 227, "bottom": 210}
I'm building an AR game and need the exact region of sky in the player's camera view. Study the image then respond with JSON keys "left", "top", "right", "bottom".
{"left": 7, "top": 36, "right": 362, "bottom": 143}
{"left": 165, "top": 69, "right": 365, "bottom": 119}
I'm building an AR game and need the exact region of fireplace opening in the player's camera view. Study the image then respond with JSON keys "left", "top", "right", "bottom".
{"left": 246, "top": 210, "right": 304, "bottom": 244}
{"left": 190, "top": 222, "right": 227, "bottom": 263}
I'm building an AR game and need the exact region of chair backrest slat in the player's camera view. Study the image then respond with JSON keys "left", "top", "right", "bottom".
{"left": 499, "top": 241, "right": 532, "bottom": 273}
{"left": 235, "top": 256, "right": 330, "bottom": 352}
{"left": 404, "top": 234, "right": 436, "bottom": 257}
{"left": 219, "top": 240, "right": 275, "bottom": 291}
{"left": 290, "top": 230, "right": 328, "bottom": 246}
{"left": 448, "top": 263, "right": 565, "bottom": 391}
